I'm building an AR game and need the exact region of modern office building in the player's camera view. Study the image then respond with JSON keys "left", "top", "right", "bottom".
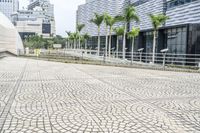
{"left": 77, "top": 0, "right": 200, "bottom": 62}
{"left": 0, "top": 11, "right": 24, "bottom": 55}
{"left": 77, "top": 0, "right": 124, "bottom": 36}
{"left": 0, "top": 0, "right": 19, "bottom": 19}
{"left": 11, "top": 0, "right": 56, "bottom": 39}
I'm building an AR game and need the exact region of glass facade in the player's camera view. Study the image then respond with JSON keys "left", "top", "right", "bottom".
{"left": 87, "top": 24, "right": 200, "bottom": 65}
{"left": 143, "top": 31, "right": 153, "bottom": 53}
{"left": 165, "top": 27, "right": 187, "bottom": 54}
{"left": 19, "top": 32, "right": 35, "bottom": 40}
{"left": 137, "top": 26, "right": 188, "bottom": 55}
{"left": 88, "top": 36, "right": 106, "bottom": 50}
{"left": 131, "top": 24, "right": 200, "bottom": 65}
{"left": 187, "top": 24, "right": 200, "bottom": 64}
{"left": 42, "top": 24, "right": 51, "bottom": 34}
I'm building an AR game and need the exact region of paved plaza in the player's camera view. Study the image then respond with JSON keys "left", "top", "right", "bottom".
{"left": 0, "top": 57, "right": 200, "bottom": 133}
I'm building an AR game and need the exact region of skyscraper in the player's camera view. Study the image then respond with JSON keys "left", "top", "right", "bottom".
{"left": 0, "top": 0, "right": 19, "bottom": 19}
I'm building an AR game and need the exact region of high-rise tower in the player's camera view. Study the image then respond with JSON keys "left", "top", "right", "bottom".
{"left": 0, "top": 0, "right": 19, "bottom": 19}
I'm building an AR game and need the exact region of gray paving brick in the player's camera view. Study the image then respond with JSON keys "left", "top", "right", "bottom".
{"left": 0, "top": 57, "right": 200, "bottom": 132}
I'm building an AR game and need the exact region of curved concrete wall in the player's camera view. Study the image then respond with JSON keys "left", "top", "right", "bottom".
{"left": 0, "top": 12, "right": 24, "bottom": 55}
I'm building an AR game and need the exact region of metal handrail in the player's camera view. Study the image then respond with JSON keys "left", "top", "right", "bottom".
{"left": 24, "top": 48, "right": 200, "bottom": 69}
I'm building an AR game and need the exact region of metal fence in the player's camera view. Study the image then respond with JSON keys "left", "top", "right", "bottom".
{"left": 23, "top": 48, "right": 200, "bottom": 69}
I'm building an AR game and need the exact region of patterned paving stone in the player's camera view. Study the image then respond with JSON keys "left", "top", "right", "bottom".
{"left": 0, "top": 57, "right": 200, "bottom": 133}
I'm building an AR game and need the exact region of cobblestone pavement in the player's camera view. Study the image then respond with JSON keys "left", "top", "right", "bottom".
{"left": 0, "top": 57, "right": 200, "bottom": 133}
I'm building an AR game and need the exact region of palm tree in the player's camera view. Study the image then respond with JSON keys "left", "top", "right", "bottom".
{"left": 83, "top": 33, "right": 90, "bottom": 50}
{"left": 114, "top": 27, "right": 124, "bottom": 58}
{"left": 128, "top": 27, "right": 140, "bottom": 64}
{"left": 105, "top": 15, "right": 117, "bottom": 57}
{"left": 66, "top": 31, "right": 71, "bottom": 48}
{"left": 103, "top": 13, "right": 109, "bottom": 57}
{"left": 90, "top": 13, "right": 104, "bottom": 56}
{"left": 77, "top": 24, "right": 85, "bottom": 49}
{"left": 116, "top": 5, "right": 139, "bottom": 59}
{"left": 149, "top": 14, "right": 169, "bottom": 64}
{"left": 69, "top": 32, "right": 79, "bottom": 49}
{"left": 80, "top": 35, "right": 85, "bottom": 49}
{"left": 68, "top": 33, "right": 75, "bottom": 49}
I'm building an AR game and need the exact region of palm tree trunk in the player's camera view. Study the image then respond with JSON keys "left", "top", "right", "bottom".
{"left": 74, "top": 39, "right": 76, "bottom": 49}
{"left": 97, "top": 27, "right": 100, "bottom": 56}
{"left": 105, "top": 26, "right": 108, "bottom": 57}
{"left": 131, "top": 37, "right": 134, "bottom": 65}
{"left": 152, "top": 30, "right": 156, "bottom": 64}
{"left": 123, "top": 23, "right": 127, "bottom": 60}
{"left": 109, "top": 27, "right": 112, "bottom": 57}
{"left": 79, "top": 36, "right": 81, "bottom": 49}
{"left": 85, "top": 39, "right": 87, "bottom": 50}
{"left": 85, "top": 39, "right": 87, "bottom": 54}
{"left": 116, "top": 36, "right": 119, "bottom": 58}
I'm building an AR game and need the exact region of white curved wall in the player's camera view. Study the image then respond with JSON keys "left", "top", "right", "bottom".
{"left": 0, "top": 12, "right": 24, "bottom": 55}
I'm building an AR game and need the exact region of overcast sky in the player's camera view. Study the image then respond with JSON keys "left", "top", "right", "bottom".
{"left": 19, "top": 0, "right": 85, "bottom": 37}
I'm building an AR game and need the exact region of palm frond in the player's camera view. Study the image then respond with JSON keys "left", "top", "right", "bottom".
{"left": 114, "top": 27, "right": 125, "bottom": 36}
{"left": 90, "top": 13, "right": 104, "bottom": 27}
{"left": 149, "top": 14, "right": 169, "bottom": 30}
{"left": 77, "top": 24, "right": 85, "bottom": 32}
{"left": 128, "top": 27, "right": 140, "bottom": 38}
{"left": 83, "top": 33, "right": 90, "bottom": 40}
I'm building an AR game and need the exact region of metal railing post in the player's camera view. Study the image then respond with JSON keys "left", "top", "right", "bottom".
{"left": 161, "top": 49, "right": 168, "bottom": 70}
{"left": 138, "top": 48, "right": 144, "bottom": 63}
{"left": 103, "top": 51, "right": 106, "bottom": 64}
{"left": 131, "top": 52, "right": 133, "bottom": 65}
{"left": 163, "top": 53, "right": 166, "bottom": 70}
{"left": 140, "top": 52, "right": 142, "bottom": 62}
{"left": 90, "top": 47, "right": 92, "bottom": 55}
{"left": 82, "top": 51, "right": 84, "bottom": 63}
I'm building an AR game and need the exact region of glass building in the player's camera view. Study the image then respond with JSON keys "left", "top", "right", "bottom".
{"left": 77, "top": 0, "right": 200, "bottom": 64}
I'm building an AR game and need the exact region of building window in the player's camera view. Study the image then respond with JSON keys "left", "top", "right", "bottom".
{"left": 132, "top": 0, "right": 150, "bottom": 6}
{"left": 166, "top": 0, "right": 198, "bottom": 10}
{"left": 42, "top": 24, "right": 51, "bottom": 34}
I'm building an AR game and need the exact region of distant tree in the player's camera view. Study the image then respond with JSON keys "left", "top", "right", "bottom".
{"left": 83, "top": 33, "right": 90, "bottom": 49}
{"left": 90, "top": 13, "right": 104, "bottom": 55}
{"left": 70, "top": 32, "right": 79, "bottom": 49}
{"left": 24, "top": 35, "right": 45, "bottom": 49}
{"left": 116, "top": 5, "right": 139, "bottom": 59}
{"left": 128, "top": 27, "right": 140, "bottom": 63}
{"left": 114, "top": 27, "right": 124, "bottom": 58}
{"left": 24, "top": 35, "right": 67, "bottom": 49}
{"left": 149, "top": 14, "right": 169, "bottom": 63}
{"left": 66, "top": 31, "right": 72, "bottom": 48}
{"left": 103, "top": 13, "right": 109, "bottom": 57}
{"left": 104, "top": 14, "right": 118, "bottom": 57}
{"left": 52, "top": 35, "right": 67, "bottom": 48}
{"left": 77, "top": 24, "right": 85, "bottom": 49}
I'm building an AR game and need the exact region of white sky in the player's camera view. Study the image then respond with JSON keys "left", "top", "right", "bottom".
{"left": 19, "top": 0, "right": 85, "bottom": 37}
